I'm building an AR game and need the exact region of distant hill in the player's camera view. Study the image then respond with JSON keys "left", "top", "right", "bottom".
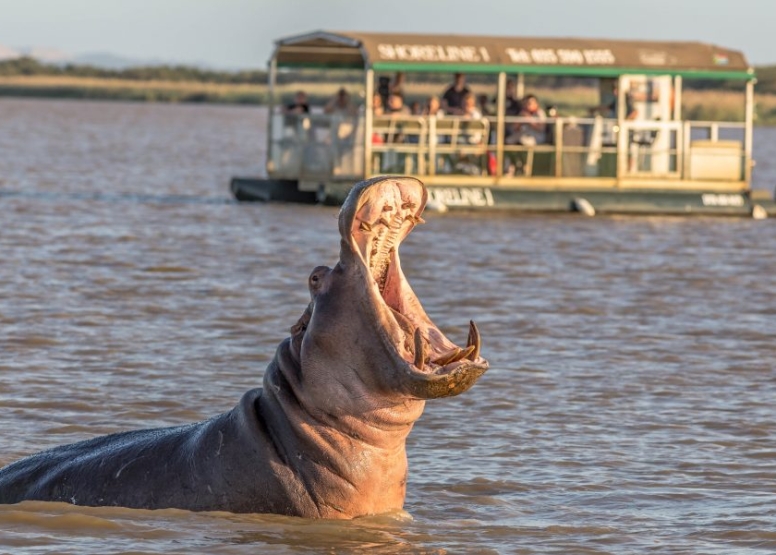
{"left": 0, "top": 45, "right": 219, "bottom": 71}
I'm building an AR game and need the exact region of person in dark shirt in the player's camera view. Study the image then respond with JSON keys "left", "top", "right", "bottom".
{"left": 282, "top": 90, "right": 310, "bottom": 131}
{"left": 504, "top": 78, "right": 522, "bottom": 115}
{"left": 441, "top": 73, "right": 471, "bottom": 115}
{"left": 283, "top": 91, "right": 310, "bottom": 115}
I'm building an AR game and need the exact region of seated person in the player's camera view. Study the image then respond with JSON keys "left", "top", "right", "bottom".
{"left": 324, "top": 87, "right": 357, "bottom": 116}
{"left": 506, "top": 93, "right": 546, "bottom": 146}
{"left": 386, "top": 91, "right": 411, "bottom": 116}
{"left": 441, "top": 73, "right": 471, "bottom": 115}
{"left": 423, "top": 95, "right": 445, "bottom": 118}
{"left": 373, "top": 92, "right": 384, "bottom": 116}
{"left": 282, "top": 90, "right": 309, "bottom": 115}
{"left": 460, "top": 92, "right": 484, "bottom": 145}
{"left": 591, "top": 84, "right": 637, "bottom": 120}
{"left": 477, "top": 94, "right": 494, "bottom": 117}
{"left": 384, "top": 91, "right": 411, "bottom": 143}
{"left": 282, "top": 90, "right": 310, "bottom": 130}
{"left": 450, "top": 93, "right": 486, "bottom": 175}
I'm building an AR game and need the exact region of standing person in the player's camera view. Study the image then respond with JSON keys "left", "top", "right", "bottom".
{"left": 504, "top": 78, "right": 522, "bottom": 115}
{"left": 390, "top": 72, "right": 406, "bottom": 97}
{"left": 441, "top": 73, "right": 470, "bottom": 115}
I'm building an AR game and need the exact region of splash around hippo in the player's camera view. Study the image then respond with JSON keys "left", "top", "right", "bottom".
{"left": 0, "top": 176, "right": 488, "bottom": 519}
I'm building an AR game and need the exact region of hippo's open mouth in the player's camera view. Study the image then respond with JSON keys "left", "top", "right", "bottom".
{"left": 340, "top": 177, "right": 488, "bottom": 398}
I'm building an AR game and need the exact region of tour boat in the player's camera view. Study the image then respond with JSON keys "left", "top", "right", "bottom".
{"left": 231, "top": 31, "right": 775, "bottom": 217}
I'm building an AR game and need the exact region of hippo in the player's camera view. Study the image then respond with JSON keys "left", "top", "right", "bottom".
{"left": 0, "top": 176, "right": 488, "bottom": 519}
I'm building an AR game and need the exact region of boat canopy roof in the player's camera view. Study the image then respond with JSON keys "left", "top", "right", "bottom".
{"left": 273, "top": 31, "right": 753, "bottom": 80}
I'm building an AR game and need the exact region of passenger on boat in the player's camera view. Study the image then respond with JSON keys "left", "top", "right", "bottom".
{"left": 373, "top": 93, "right": 384, "bottom": 116}
{"left": 281, "top": 90, "right": 311, "bottom": 135}
{"left": 461, "top": 93, "right": 484, "bottom": 145}
{"left": 441, "top": 73, "right": 471, "bottom": 115}
{"left": 423, "top": 96, "right": 445, "bottom": 118}
{"left": 504, "top": 79, "right": 522, "bottom": 115}
{"left": 477, "top": 94, "right": 494, "bottom": 117}
{"left": 325, "top": 87, "right": 357, "bottom": 116}
{"left": 386, "top": 91, "right": 411, "bottom": 117}
{"left": 452, "top": 92, "right": 487, "bottom": 175}
{"left": 390, "top": 72, "right": 406, "bottom": 97}
{"left": 282, "top": 90, "right": 310, "bottom": 115}
{"left": 506, "top": 94, "right": 547, "bottom": 146}
{"left": 592, "top": 83, "right": 637, "bottom": 120}
{"left": 385, "top": 91, "right": 411, "bottom": 144}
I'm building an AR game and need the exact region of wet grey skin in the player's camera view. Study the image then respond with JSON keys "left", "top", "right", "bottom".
{"left": 0, "top": 176, "right": 489, "bottom": 519}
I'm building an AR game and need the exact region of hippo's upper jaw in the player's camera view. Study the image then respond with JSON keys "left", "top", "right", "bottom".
{"left": 336, "top": 176, "right": 488, "bottom": 399}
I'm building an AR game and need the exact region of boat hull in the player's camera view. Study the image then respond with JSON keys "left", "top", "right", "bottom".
{"left": 230, "top": 178, "right": 318, "bottom": 204}
{"left": 231, "top": 177, "right": 776, "bottom": 217}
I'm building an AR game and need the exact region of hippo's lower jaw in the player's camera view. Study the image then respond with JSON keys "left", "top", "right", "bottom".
{"left": 339, "top": 176, "right": 488, "bottom": 399}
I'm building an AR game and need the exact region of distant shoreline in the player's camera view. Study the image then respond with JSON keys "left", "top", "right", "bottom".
{"left": 1, "top": 74, "right": 776, "bottom": 126}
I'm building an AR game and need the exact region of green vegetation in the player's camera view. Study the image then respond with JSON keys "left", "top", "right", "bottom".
{"left": 1, "top": 57, "right": 775, "bottom": 124}
{"left": 0, "top": 56, "right": 267, "bottom": 84}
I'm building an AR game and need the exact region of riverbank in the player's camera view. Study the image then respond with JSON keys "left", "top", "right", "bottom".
{"left": 1, "top": 74, "right": 776, "bottom": 125}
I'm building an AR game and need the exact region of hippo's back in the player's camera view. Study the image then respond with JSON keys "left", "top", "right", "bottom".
{"left": 0, "top": 389, "right": 302, "bottom": 514}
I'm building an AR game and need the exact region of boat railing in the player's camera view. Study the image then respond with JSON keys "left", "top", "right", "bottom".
{"left": 370, "top": 116, "right": 491, "bottom": 176}
{"left": 682, "top": 121, "right": 746, "bottom": 182}
{"left": 371, "top": 116, "right": 429, "bottom": 174}
{"left": 269, "top": 111, "right": 365, "bottom": 179}
{"left": 269, "top": 110, "right": 748, "bottom": 183}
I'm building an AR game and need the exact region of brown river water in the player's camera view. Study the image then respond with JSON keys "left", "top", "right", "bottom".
{"left": 1, "top": 98, "right": 776, "bottom": 554}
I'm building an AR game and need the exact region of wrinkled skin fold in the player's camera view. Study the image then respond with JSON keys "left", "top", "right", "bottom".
{"left": 0, "top": 176, "right": 489, "bottom": 519}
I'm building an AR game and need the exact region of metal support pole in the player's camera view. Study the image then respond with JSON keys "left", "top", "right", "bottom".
{"left": 495, "top": 72, "right": 506, "bottom": 179}
{"left": 673, "top": 75, "right": 682, "bottom": 121}
{"left": 266, "top": 58, "right": 277, "bottom": 176}
{"left": 364, "top": 69, "right": 374, "bottom": 178}
{"left": 616, "top": 75, "right": 627, "bottom": 178}
{"left": 744, "top": 78, "right": 755, "bottom": 184}
{"left": 516, "top": 73, "right": 525, "bottom": 100}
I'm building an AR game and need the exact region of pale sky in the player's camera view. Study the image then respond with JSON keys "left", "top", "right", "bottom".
{"left": 0, "top": 0, "right": 773, "bottom": 68}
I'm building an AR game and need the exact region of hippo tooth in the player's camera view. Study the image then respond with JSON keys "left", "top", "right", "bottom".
{"left": 432, "top": 347, "right": 463, "bottom": 366}
{"left": 359, "top": 220, "right": 372, "bottom": 232}
{"left": 413, "top": 327, "right": 427, "bottom": 369}
{"left": 457, "top": 345, "right": 476, "bottom": 360}
{"left": 466, "top": 321, "right": 481, "bottom": 361}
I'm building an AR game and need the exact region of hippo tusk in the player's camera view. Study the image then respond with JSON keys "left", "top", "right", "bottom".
{"left": 413, "top": 327, "right": 427, "bottom": 369}
{"left": 467, "top": 320, "right": 481, "bottom": 361}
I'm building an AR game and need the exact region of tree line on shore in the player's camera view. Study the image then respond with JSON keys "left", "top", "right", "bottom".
{"left": 1, "top": 56, "right": 775, "bottom": 123}
{"left": 2, "top": 56, "right": 775, "bottom": 93}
